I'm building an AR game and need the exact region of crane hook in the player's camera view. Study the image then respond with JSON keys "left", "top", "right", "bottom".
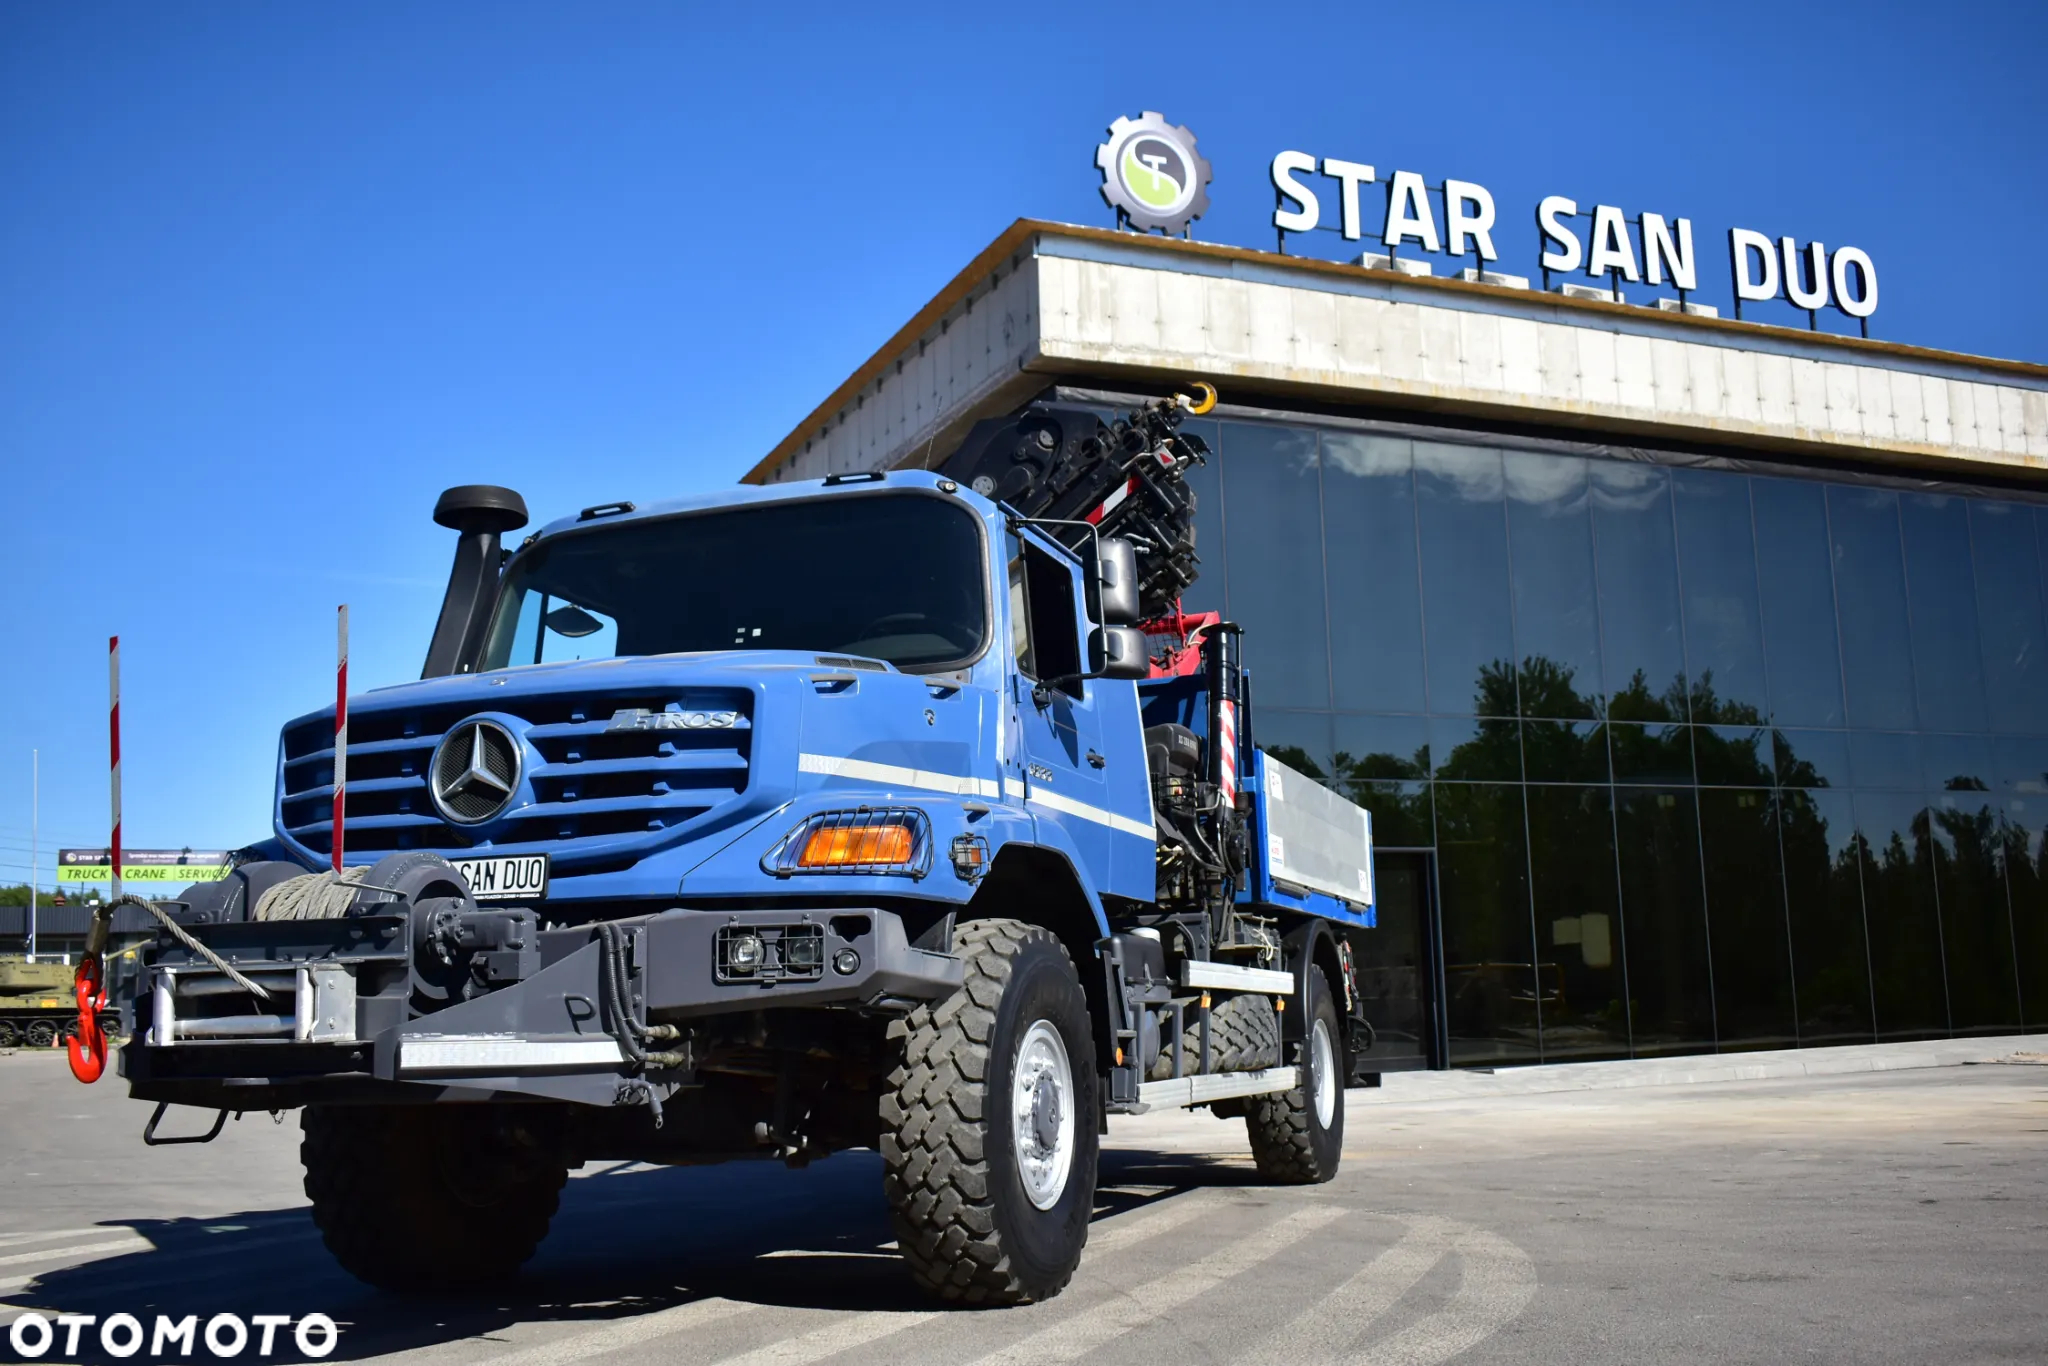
{"left": 66, "top": 953, "right": 108, "bottom": 1083}
{"left": 1174, "top": 381, "right": 1217, "bottom": 416}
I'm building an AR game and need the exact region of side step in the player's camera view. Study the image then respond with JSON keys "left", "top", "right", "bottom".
{"left": 1135, "top": 1065, "right": 1299, "bottom": 1111}
{"left": 1179, "top": 960, "right": 1295, "bottom": 995}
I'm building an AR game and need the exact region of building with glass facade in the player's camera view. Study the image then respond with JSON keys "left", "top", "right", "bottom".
{"left": 753, "top": 220, "right": 2048, "bottom": 1069}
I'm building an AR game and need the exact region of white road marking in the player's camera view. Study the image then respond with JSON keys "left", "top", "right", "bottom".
{"left": 0, "top": 1226, "right": 107, "bottom": 1250}
{"left": 961, "top": 1204, "right": 1348, "bottom": 1366}
{"left": 704, "top": 1311, "right": 939, "bottom": 1366}
{"left": 1238, "top": 1214, "right": 1461, "bottom": 1366}
{"left": 0, "top": 1235, "right": 147, "bottom": 1268}
{"left": 0, "top": 1226, "right": 314, "bottom": 1292}
{"left": 374, "top": 1189, "right": 1234, "bottom": 1366}
{"left": 401, "top": 1297, "right": 760, "bottom": 1366}
{"left": 674, "top": 1191, "right": 1231, "bottom": 1366}
{"left": 1082, "top": 1188, "right": 1224, "bottom": 1253}
{"left": 1347, "top": 1227, "right": 1537, "bottom": 1366}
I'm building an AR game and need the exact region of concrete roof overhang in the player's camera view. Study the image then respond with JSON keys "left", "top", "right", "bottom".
{"left": 747, "top": 219, "right": 2048, "bottom": 487}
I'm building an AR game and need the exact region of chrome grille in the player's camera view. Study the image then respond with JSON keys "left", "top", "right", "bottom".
{"left": 279, "top": 689, "right": 752, "bottom": 860}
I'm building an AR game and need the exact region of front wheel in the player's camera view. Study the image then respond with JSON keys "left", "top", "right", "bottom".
{"left": 882, "top": 918, "right": 1100, "bottom": 1304}
{"left": 301, "top": 1105, "right": 567, "bottom": 1292}
{"left": 1246, "top": 965, "right": 1345, "bottom": 1183}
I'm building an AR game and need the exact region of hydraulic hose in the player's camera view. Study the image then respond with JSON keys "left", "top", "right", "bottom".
{"left": 596, "top": 921, "right": 689, "bottom": 1072}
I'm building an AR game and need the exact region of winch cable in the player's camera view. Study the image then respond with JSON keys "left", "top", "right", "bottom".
{"left": 253, "top": 866, "right": 373, "bottom": 922}
{"left": 120, "top": 894, "right": 279, "bottom": 1002}
{"left": 69, "top": 892, "right": 279, "bottom": 1084}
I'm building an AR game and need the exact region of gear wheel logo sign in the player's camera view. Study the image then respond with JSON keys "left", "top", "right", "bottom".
{"left": 1095, "top": 112, "right": 1211, "bottom": 235}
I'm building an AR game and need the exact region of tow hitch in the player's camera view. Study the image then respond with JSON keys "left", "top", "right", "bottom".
{"left": 143, "top": 1102, "right": 230, "bottom": 1146}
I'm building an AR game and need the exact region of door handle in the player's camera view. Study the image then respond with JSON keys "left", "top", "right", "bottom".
{"left": 1086, "top": 750, "right": 1106, "bottom": 769}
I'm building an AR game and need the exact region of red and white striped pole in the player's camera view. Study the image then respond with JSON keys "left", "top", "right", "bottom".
{"left": 1217, "top": 697, "right": 1239, "bottom": 809}
{"left": 70, "top": 638, "right": 122, "bottom": 1082}
{"left": 333, "top": 605, "right": 348, "bottom": 873}
{"left": 108, "top": 636, "right": 122, "bottom": 901}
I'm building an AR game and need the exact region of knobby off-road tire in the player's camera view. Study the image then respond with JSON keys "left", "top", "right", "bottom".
{"left": 301, "top": 1105, "right": 567, "bottom": 1292}
{"left": 1246, "top": 966, "right": 1344, "bottom": 1183}
{"left": 881, "top": 918, "right": 1100, "bottom": 1305}
{"left": 1148, "top": 991, "right": 1281, "bottom": 1080}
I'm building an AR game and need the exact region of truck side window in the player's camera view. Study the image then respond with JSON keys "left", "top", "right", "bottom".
{"left": 1008, "top": 555, "right": 1035, "bottom": 678}
{"left": 1014, "top": 540, "right": 1083, "bottom": 699}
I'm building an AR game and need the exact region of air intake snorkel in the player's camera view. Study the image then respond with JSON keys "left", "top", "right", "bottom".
{"left": 421, "top": 484, "right": 529, "bottom": 678}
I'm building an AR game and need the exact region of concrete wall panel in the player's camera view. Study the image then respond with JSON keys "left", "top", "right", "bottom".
{"left": 1576, "top": 329, "right": 1619, "bottom": 408}
{"left": 1499, "top": 315, "right": 1543, "bottom": 397}
{"left": 1420, "top": 309, "right": 1464, "bottom": 389}
{"left": 1458, "top": 311, "right": 1505, "bottom": 394}
{"left": 1537, "top": 325, "right": 1578, "bottom": 403}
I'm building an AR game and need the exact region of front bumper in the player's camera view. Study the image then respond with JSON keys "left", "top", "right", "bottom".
{"left": 122, "top": 906, "right": 962, "bottom": 1111}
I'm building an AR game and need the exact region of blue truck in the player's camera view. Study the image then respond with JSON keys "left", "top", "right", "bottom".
{"left": 113, "top": 395, "right": 1379, "bottom": 1304}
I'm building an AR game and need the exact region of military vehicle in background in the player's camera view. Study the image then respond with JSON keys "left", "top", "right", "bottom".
{"left": 2, "top": 957, "right": 86, "bottom": 1049}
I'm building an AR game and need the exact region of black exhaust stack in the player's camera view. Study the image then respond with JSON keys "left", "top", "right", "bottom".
{"left": 421, "top": 485, "right": 528, "bottom": 678}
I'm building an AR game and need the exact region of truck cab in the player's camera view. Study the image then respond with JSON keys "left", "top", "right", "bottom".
{"left": 274, "top": 470, "right": 1154, "bottom": 940}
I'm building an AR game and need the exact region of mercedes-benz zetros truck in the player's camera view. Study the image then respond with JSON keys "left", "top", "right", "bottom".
{"left": 106, "top": 395, "right": 1379, "bottom": 1304}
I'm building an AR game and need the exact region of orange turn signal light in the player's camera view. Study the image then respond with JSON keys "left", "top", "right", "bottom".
{"left": 798, "top": 823, "right": 915, "bottom": 868}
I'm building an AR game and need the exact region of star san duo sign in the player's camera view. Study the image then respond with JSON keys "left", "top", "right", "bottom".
{"left": 1269, "top": 148, "right": 1877, "bottom": 329}
{"left": 1091, "top": 113, "right": 1878, "bottom": 333}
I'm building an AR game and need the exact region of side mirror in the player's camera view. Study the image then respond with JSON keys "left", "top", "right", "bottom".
{"left": 1089, "top": 626, "right": 1151, "bottom": 681}
{"left": 1095, "top": 538, "right": 1141, "bottom": 626}
{"left": 543, "top": 603, "right": 604, "bottom": 639}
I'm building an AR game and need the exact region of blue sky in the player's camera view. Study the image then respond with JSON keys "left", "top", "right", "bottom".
{"left": 3, "top": 1, "right": 2043, "bottom": 883}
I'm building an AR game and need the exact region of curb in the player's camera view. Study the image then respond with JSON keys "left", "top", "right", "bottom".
{"left": 1375, "top": 1033, "right": 2047, "bottom": 1100}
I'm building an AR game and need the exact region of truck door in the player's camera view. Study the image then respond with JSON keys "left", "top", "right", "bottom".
{"left": 1007, "top": 531, "right": 1113, "bottom": 884}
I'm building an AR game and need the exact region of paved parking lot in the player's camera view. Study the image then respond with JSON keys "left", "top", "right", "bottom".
{"left": 1, "top": 1048, "right": 2041, "bottom": 1365}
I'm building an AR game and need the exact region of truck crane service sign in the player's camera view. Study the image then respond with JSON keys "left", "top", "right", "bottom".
{"left": 1093, "top": 113, "right": 1879, "bottom": 328}
{"left": 58, "top": 848, "right": 230, "bottom": 883}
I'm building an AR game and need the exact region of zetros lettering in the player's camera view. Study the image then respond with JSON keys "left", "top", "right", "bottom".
{"left": 606, "top": 707, "right": 740, "bottom": 732}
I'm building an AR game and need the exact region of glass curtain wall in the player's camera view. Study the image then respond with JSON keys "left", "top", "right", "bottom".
{"left": 1174, "top": 415, "right": 2048, "bottom": 1065}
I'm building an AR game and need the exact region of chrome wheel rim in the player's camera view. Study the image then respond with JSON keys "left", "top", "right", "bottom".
{"left": 1013, "top": 1018, "right": 1075, "bottom": 1210}
{"left": 1312, "top": 1017, "right": 1338, "bottom": 1129}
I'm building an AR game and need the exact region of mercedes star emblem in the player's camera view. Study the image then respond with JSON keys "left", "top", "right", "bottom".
{"left": 429, "top": 718, "right": 522, "bottom": 825}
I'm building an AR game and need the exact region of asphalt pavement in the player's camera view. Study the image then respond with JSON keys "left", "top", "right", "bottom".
{"left": 0, "top": 1046, "right": 2041, "bottom": 1366}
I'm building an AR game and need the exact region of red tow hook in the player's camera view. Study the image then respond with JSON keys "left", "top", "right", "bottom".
{"left": 67, "top": 953, "right": 109, "bottom": 1083}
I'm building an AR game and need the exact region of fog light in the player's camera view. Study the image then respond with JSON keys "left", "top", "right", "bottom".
{"left": 728, "top": 934, "right": 765, "bottom": 973}
{"left": 833, "top": 948, "right": 861, "bottom": 976}
{"left": 784, "top": 934, "right": 822, "bottom": 970}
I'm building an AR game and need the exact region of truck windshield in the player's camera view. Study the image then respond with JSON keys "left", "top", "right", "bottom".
{"left": 479, "top": 492, "right": 988, "bottom": 672}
